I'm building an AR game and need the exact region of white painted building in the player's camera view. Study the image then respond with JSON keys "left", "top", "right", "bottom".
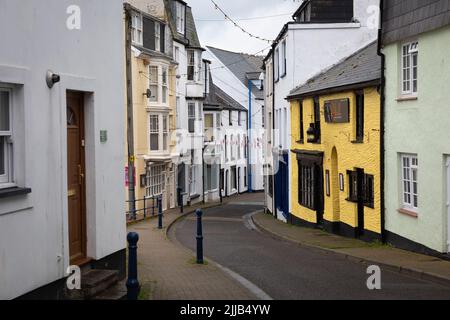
{"left": 264, "top": 0, "right": 379, "bottom": 222}
{"left": 0, "top": 0, "right": 126, "bottom": 299}
{"left": 205, "top": 47, "right": 265, "bottom": 193}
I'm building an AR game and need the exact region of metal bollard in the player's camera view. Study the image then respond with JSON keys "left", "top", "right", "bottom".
{"left": 126, "top": 232, "right": 140, "bottom": 300}
{"left": 196, "top": 209, "right": 204, "bottom": 264}
{"left": 158, "top": 196, "right": 163, "bottom": 229}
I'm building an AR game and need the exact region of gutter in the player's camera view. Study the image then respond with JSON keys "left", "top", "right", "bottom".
{"left": 377, "top": 0, "right": 386, "bottom": 243}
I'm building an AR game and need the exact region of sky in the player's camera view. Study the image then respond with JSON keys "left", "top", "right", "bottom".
{"left": 186, "top": 0, "right": 303, "bottom": 56}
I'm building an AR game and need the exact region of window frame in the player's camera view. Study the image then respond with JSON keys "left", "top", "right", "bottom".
{"left": 155, "top": 23, "right": 161, "bottom": 52}
{"left": 188, "top": 102, "right": 196, "bottom": 133}
{"left": 401, "top": 154, "right": 419, "bottom": 212}
{"left": 131, "top": 12, "right": 143, "bottom": 46}
{"left": 148, "top": 64, "right": 169, "bottom": 106}
{"left": 401, "top": 41, "right": 418, "bottom": 96}
{"left": 187, "top": 50, "right": 195, "bottom": 81}
{"left": 146, "top": 164, "right": 165, "bottom": 197}
{"left": 148, "top": 113, "right": 169, "bottom": 153}
{"left": 298, "top": 162, "right": 316, "bottom": 210}
{"left": 176, "top": 1, "right": 185, "bottom": 35}
{"left": 355, "top": 91, "right": 365, "bottom": 142}
{"left": 0, "top": 88, "right": 13, "bottom": 186}
{"left": 280, "top": 40, "right": 287, "bottom": 78}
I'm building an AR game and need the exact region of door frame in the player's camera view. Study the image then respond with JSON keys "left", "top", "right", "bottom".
{"left": 66, "top": 91, "right": 87, "bottom": 265}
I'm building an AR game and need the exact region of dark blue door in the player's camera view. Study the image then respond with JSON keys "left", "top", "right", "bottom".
{"left": 275, "top": 153, "right": 289, "bottom": 220}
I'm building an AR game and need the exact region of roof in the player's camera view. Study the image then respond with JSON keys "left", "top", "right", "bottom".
{"left": 382, "top": 0, "right": 450, "bottom": 45}
{"left": 214, "top": 84, "right": 247, "bottom": 112}
{"left": 203, "top": 74, "right": 222, "bottom": 111}
{"left": 287, "top": 41, "right": 381, "bottom": 100}
{"left": 207, "top": 46, "right": 265, "bottom": 99}
{"left": 185, "top": 6, "right": 202, "bottom": 48}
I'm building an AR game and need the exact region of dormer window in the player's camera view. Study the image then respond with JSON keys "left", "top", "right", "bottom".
{"left": 176, "top": 1, "right": 185, "bottom": 35}
{"left": 131, "top": 12, "right": 143, "bottom": 46}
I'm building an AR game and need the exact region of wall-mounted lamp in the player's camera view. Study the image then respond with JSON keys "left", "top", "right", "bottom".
{"left": 143, "top": 89, "right": 152, "bottom": 99}
{"left": 46, "top": 70, "right": 61, "bottom": 89}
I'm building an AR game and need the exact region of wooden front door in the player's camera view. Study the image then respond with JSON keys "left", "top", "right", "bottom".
{"left": 66, "top": 92, "right": 87, "bottom": 265}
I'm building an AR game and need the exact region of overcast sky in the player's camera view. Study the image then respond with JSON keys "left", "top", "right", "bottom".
{"left": 186, "top": 0, "right": 303, "bottom": 55}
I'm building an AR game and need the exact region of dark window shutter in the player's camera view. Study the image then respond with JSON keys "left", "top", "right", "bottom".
{"left": 160, "top": 24, "right": 165, "bottom": 53}
{"left": 143, "top": 17, "right": 155, "bottom": 51}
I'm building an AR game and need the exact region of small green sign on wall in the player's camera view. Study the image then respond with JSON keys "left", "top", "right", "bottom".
{"left": 100, "top": 130, "right": 108, "bottom": 143}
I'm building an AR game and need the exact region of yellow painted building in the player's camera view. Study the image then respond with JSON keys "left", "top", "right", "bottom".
{"left": 287, "top": 42, "right": 382, "bottom": 241}
{"left": 125, "top": 2, "right": 178, "bottom": 216}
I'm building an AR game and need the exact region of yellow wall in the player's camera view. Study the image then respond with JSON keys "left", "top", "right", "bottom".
{"left": 290, "top": 87, "right": 381, "bottom": 234}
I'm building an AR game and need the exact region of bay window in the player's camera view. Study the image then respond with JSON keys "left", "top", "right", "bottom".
{"left": 149, "top": 115, "right": 159, "bottom": 151}
{"left": 401, "top": 42, "right": 418, "bottom": 95}
{"left": 149, "top": 65, "right": 169, "bottom": 105}
{"left": 187, "top": 50, "right": 195, "bottom": 81}
{"left": 149, "top": 66, "right": 159, "bottom": 102}
{"left": 188, "top": 103, "right": 195, "bottom": 133}
{"left": 0, "top": 89, "right": 12, "bottom": 186}
{"left": 162, "top": 67, "right": 168, "bottom": 104}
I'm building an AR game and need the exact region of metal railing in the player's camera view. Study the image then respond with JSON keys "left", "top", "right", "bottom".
{"left": 126, "top": 195, "right": 161, "bottom": 221}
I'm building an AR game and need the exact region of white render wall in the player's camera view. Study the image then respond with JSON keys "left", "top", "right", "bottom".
{"left": 0, "top": 0, "right": 126, "bottom": 299}
{"left": 204, "top": 48, "right": 265, "bottom": 192}
{"left": 271, "top": 0, "right": 379, "bottom": 219}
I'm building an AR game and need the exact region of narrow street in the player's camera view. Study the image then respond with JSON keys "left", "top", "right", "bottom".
{"left": 170, "top": 195, "right": 450, "bottom": 300}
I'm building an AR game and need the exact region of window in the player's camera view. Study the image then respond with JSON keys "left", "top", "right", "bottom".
{"left": 229, "top": 110, "right": 233, "bottom": 126}
{"left": 274, "top": 48, "right": 279, "bottom": 81}
{"left": 237, "top": 135, "right": 241, "bottom": 160}
{"left": 347, "top": 171, "right": 358, "bottom": 202}
{"left": 204, "top": 114, "right": 214, "bottom": 142}
{"left": 401, "top": 155, "right": 418, "bottom": 211}
{"left": 197, "top": 52, "right": 203, "bottom": 82}
{"left": 231, "top": 135, "right": 235, "bottom": 161}
{"left": 188, "top": 103, "right": 195, "bottom": 133}
{"left": 176, "top": 1, "right": 185, "bottom": 34}
{"left": 363, "top": 174, "right": 374, "bottom": 208}
{"left": 0, "top": 89, "right": 12, "bottom": 185}
{"left": 149, "top": 66, "right": 159, "bottom": 102}
{"left": 149, "top": 114, "right": 169, "bottom": 152}
{"left": 149, "top": 115, "right": 159, "bottom": 151}
{"left": 325, "top": 170, "right": 330, "bottom": 197}
{"left": 299, "top": 100, "right": 304, "bottom": 143}
{"left": 146, "top": 164, "right": 165, "bottom": 197}
{"left": 238, "top": 112, "right": 241, "bottom": 126}
{"left": 298, "top": 162, "right": 315, "bottom": 210}
{"left": 206, "top": 165, "right": 218, "bottom": 191}
{"left": 244, "top": 167, "right": 248, "bottom": 187}
{"left": 244, "top": 135, "right": 247, "bottom": 158}
{"left": 155, "top": 23, "right": 161, "bottom": 52}
{"left": 163, "top": 115, "right": 168, "bottom": 150}
{"left": 402, "top": 42, "right": 418, "bottom": 95}
{"left": 313, "top": 97, "right": 321, "bottom": 143}
{"left": 131, "top": 12, "right": 143, "bottom": 45}
{"left": 262, "top": 106, "right": 265, "bottom": 129}
{"left": 190, "top": 150, "right": 196, "bottom": 195}
{"left": 355, "top": 91, "right": 364, "bottom": 142}
{"left": 231, "top": 166, "right": 237, "bottom": 190}
{"left": 280, "top": 40, "right": 287, "bottom": 77}
{"left": 187, "top": 50, "right": 195, "bottom": 81}
{"left": 162, "top": 67, "right": 168, "bottom": 104}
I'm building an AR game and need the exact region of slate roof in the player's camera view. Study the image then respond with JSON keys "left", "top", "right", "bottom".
{"left": 287, "top": 41, "right": 381, "bottom": 100}
{"left": 207, "top": 46, "right": 265, "bottom": 99}
{"left": 204, "top": 74, "right": 222, "bottom": 111}
{"left": 214, "top": 84, "right": 247, "bottom": 112}
{"left": 382, "top": 0, "right": 450, "bottom": 45}
{"left": 185, "top": 6, "right": 201, "bottom": 48}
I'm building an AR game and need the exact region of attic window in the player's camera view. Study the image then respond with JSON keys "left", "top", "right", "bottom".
{"left": 176, "top": 1, "right": 186, "bottom": 35}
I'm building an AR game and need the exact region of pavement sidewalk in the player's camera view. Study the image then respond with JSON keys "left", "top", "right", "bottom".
{"left": 127, "top": 196, "right": 259, "bottom": 300}
{"left": 253, "top": 212, "right": 450, "bottom": 288}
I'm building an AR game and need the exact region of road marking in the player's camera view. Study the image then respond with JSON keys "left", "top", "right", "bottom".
{"left": 214, "top": 262, "right": 273, "bottom": 301}
{"left": 243, "top": 211, "right": 263, "bottom": 232}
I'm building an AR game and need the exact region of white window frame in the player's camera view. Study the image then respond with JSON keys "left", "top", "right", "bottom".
{"left": 401, "top": 154, "right": 418, "bottom": 212}
{"left": 149, "top": 113, "right": 169, "bottom": 153}
{"left": 149, "top": 64, "right": 169, "bottom": 106}
{"left": 162, "top": 66, "right": 168, "bottom": 104}
{"left": 176, "top": 1, "right": 185, "bottom": 35}
{"left": 188, "top": 102, "right": 196, "bottom": 133}
{"left": 187, "top": 50, "right": 195, "bottom": 81}
{"left": 149, "top": 65, "right": 159, "bottom": 103}
{"left": 0, "top": 88, "right": 13, "bottom": 186}
{"left": 131, "top": 12, "right": 143, "bottom": 46}
{"left": 155, "top": 23, "right": 161, "bottom": 52}
{"left": 401, "top": 41, "right": 418, "bottom": 96}
{"left": 146, "top": 164, "right": 165, "bottom": 197}
{"left": 274, "top": 48, "right": 280, "bottom": 82}
{"left": 280, "top": 40, "right": 287, "bottom": 78}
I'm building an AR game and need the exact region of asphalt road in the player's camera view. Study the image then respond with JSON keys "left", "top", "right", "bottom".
{"left": 170, "top": 203, "right": 450, "bottom": 300}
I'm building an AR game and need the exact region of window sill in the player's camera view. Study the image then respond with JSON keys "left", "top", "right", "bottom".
{"left": 351, "top": 139, "right": 364, "bottom": 144}
{"left": 396, "top": 96, "right": 418, "bottom": 102}
{"left": 0, "top": 187, "right": 32, "bottom": 199}
{"left": 398, "top": 208, "right": 418, "bottom": 218}
{"left": 296, "top": 140, "right": 304, "bottom": 144}
{"left": 190, "top": 194, "right": 200, "bottom": 200}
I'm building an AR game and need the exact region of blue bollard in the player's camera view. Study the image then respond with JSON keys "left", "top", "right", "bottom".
{"left": 158, "top": 197, "right": 163, "bottom": 229}
{"left": 126, "top": 232, "right": 140, "bottom": 300}
{"left": 196, "top": 209, "right": 204, "bottom": 264}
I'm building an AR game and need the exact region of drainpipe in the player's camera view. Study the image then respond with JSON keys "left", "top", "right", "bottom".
{"left": 377, "top": 0, "right": 386, "bottom": 243}
{"left": 271, "top": 47, "right": 278, "bottom": 220}
{"left": 248, "top": 79, "right": 253, "bottom": 193}
{"left": 124, "top": 4, "right": 136, "bottom": 217}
